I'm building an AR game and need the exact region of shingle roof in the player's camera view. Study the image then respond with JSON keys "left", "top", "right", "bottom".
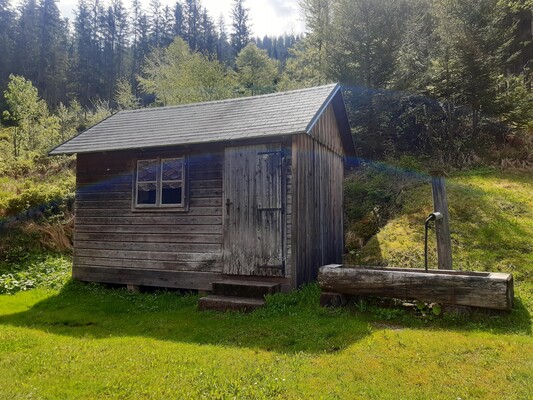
{"left": 49, "top": 84, "right": 354, "bottom": 155}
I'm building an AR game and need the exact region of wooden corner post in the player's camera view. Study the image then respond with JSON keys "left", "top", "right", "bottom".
{"left": 431, "top": 174, "right": 453, "bottom": 270}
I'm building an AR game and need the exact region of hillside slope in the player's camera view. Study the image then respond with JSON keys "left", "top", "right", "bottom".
{"left": 350, "top": 167, "right": 532, "bottom": 312}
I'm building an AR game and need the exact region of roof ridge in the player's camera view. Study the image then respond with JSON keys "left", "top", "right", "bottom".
{"left": 118, "top": 83, "right": 339, "bottom": 115}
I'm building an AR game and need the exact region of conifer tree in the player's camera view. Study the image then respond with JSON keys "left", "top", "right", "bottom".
{"left": 161, "top": 5, "right": 175, "bottom": 47}
{"left": 0, "top": 0, "right": 15, "bottom": 95}
{"left": 131, "top": 0, "right": 149, "bottom": 86}
{"left": 230, "top": 0, "right": 251, "bottom": 55}
{"left": 73, "top": 0, "right": 103, "bottom": 105}
{"left": 174, "top": 1, "right": 185, "bottom": 38}
{"left": 217, "top": 15, "right": 233, "bottom": 64}
{"left": 198, "top": 7, "right": 216, "bottom": 55}
{"left": 14, "top": 0, "right": 41, "bottom": 83}
{"left": 149, "top": 0, "right": 163, "bottom": 47}
{"left": 184, "top": 0, "right": 201, "bottom": 51}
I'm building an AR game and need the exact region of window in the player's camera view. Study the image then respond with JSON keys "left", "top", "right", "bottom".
{"left": 135, "top": 157, "right": 185, "bottom": 208}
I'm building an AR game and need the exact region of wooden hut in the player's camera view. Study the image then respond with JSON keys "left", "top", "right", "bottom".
{"left": 50, "top": 84, "right": 356, "bottom": 304}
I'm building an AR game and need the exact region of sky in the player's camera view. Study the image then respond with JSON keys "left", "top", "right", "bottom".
{"left": 51, "top": 0, "right": 306, "bottom": 37}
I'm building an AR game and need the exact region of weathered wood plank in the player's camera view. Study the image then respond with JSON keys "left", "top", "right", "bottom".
{"left": 74, "top": 240, "right": 221, "bottom": 253}
{"left": 75, "top": 224, "right": 222, "bottom": 235}
{"left": 76, "top": 187, "right": 222, "bottom": 200}
{"left": 76, "top": 206, "right": 222, "bottom": 217}
{"left": 76, "top": 191, "right": 132, "bottom": 201}
{"left": 74, "top": 256, "right": 222, "bottom": 272}
{"left": 73, "top": 265, "right": 221, "bottom": 290}
{"left": 76, "top": 197, "right": 222, "bottom": 209}
{"left": 76, "top": 179, "right": 221, "bottom": 192}
{"left": 309, "top": 104, "right": 344, "bottom": 156}
{"left": 190, "top": 170, "right": 221, "bottom": 180}
{"left": 431, "top": 176, "right": 453, "bottom": 270}
{"left": 77, "top": 183, "right": 131, "bottom": 191}
{"left": 75, "top": 232, "right": 223, "bottom": 244}
{"left": 190, "top": 188, "right": 223, "bottom": 198}
{"left": 318, "top": 265, "right": 514, "bottom": 311}
{"left": 189, "top": 179, "right": 222, "bottom": 189}
{"left": 75, "top": 248, "right": 222, "bottom": 262}
{"left": 76, "top": 215, "right": 222, "bottom": 225}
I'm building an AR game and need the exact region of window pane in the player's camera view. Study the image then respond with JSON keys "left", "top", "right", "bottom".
{"left": 138, "top": 160, "right": 157, "bottom": 182}
{"left": 162, "top": 159, "right": 183, "bottom": 181}
{"left": 161, "top": 182, "right": 182, "bottom": 205}
{"left": 137, "top": 182, "right": 157, "bottom": 205}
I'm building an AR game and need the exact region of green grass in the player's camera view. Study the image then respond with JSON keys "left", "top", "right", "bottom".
{"left": 0, "top": 167, "right": 531, "bottom": 399}
{"left": 0, "top": 282, "right": 531, "bottom": 399}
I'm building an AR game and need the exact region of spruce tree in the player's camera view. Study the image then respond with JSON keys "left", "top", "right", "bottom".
{"left": 184, "top": 0, "right": 201, "bottom": 51}
{"left": 14, "top": 0, "right": 41, "bottom": 83}
{"left": 174, "top": 1, "right": 185, "bottom": 39}
{"left": 37, "top": 0, "right": 69, "bottom": 106}
{"left": 0, "top": 0, "right": 15, "bottom": 95}
{"left": 131, "top": 0, "right": 148, "bottom": 86}
{"left": 73, "top": 0, "right": 105, "bottom": 106}
{"left": 230, "top": 0, "right": 251, "bottom": 56}
{"left": 149, "top": 0, "right": 163, "bottom": 47}
{"left": 217, "top": 15, "right": 233, "bottom": 65}
{"left": 198, "top": 7, "right": 216, "bottom": 55}
{"left": 161, "top": 5, "right": 175, "bottom": 47}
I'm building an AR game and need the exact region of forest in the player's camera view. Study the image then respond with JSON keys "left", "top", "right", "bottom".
{"left": 0, "top": 0, "right": 532, "bottom": 169}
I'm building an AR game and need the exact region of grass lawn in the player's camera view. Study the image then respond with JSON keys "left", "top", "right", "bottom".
{"left": 0, "top": 168, "right": 531, "bottom": 399}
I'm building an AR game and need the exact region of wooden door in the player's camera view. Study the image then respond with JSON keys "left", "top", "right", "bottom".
{"left": 223, "top": 144, "right": 285, "bottom": 276}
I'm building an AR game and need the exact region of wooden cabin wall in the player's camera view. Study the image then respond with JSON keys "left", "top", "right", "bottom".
{"left": 285, "top": 147, "right": 293, "bottom": 283}
{"left": 310, "top": 104, "right": 344, "bottom": 154}
{"left": 291, "top": 104, "right": 344, "bottom": 287}
{"left": 72, "top": 149, "right": 224, "bottom": 290}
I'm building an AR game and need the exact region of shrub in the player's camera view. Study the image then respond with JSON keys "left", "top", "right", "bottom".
{"left": 0, "top": 254, "right": 71, "bottom": 294}
{"left": 3, "top": 181, "right": 74, "bottom": 218}
{"left": 0, "top": 156, "right": 36, "bottom": 178}
{"left": 23, "top": 217, "right": 74, "bottom": 252}
{"left": 344, "top": 161, "right": 425, "bottom": 257}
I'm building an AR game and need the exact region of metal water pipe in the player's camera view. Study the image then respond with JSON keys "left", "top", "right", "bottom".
{"left": 424, "top": 212, "right": 443, "bottom": 272}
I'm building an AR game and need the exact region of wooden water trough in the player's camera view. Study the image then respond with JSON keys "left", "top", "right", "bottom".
{"left": 318, "top": 264, "right": 514, "bottom": 311}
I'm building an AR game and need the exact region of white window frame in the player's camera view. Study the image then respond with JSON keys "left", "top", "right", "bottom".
{"left": 134, "top": 156, "right": 186, "bottom": 209}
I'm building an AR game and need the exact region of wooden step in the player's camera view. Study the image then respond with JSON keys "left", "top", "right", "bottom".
{"left": 198, "top": 295, "right": 265, "bottom": 312}
{"left": 211, "top": 280, "right": 281, "bottom": 298}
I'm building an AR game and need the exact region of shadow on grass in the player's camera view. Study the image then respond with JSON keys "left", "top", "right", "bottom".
{"left": 0, "top": 281, "right": 372, "bottom": 354}
{"left": 1, "top": 279, "right": 530, "bottom": 355}
{"left": 355, "top": 293, "right": 532, "bottom": 336}
{"left": 445, "top": 295, "right": 532, "bottom": 335}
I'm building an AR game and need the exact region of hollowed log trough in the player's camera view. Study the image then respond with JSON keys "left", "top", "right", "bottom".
{"left": 318, "top": 265, "right": 514, "bottom": 311}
